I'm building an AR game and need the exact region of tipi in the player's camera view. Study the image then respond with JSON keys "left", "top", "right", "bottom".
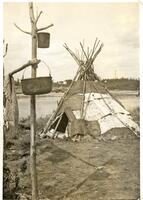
{"left": 40, "top": 39, "right": 139, "bottom": 141}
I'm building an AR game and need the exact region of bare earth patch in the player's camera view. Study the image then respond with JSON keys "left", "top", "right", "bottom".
{"left": 4, "top": 94, "right": 140, "bottom": 200}
{"left": 6, "top": 130, "right": 139, "bottom": 200}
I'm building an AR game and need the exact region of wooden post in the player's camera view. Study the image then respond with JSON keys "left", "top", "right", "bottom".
{"left": 29, "top": 3, "right": 39, "bottom": 200}
{"left": 14, "top": 3, "right": 53, "bottom": 199}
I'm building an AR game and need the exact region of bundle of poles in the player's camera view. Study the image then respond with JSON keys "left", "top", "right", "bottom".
{"left": 42, "top": 38, "right": 139, "bottom": 140}
{"left": 42, "top": 39, "right": 104, "bottom": 134}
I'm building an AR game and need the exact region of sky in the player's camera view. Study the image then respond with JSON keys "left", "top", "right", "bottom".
{"left": 3, "top": 2, "right": 139, "bottom": 81}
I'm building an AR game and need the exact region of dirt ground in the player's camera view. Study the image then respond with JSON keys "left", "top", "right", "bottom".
{"left": 4, "top": 94, "right": 140, "bottom": 200}
{"left": 38, "top": 132, "right": 140, "bottom": 200}
{"left": 5, "top": 127, "right": 139, "bottom": 200}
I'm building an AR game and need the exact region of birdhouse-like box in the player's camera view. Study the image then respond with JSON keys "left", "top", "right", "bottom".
{"left": 37, "top": 32, "right": 50, "bottom": 48}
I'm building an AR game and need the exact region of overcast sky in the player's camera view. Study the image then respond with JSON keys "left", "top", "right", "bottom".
{"left": 3, "top": 2, "right": 139, "bottom": 81}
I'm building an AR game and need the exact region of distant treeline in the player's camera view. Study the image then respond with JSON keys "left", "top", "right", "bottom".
{"left": 101, "top": 78, "right": 139, "bottom": 91}
{"left": 14, "top": 78, "right": 139, "bottom": 94}
{"left": 52, "top": 78, "right": 139, "bottom": 91}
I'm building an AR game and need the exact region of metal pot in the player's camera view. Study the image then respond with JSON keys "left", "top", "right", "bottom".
{"left": 21, "top": 76, "right": 52, "bottom": 95}
{"left": 21, "top": 61, "right": 52, "bottom": 95}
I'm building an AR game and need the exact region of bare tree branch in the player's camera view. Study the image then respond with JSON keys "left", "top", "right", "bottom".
{"left": 9, "top": 59, "right": 41, "bottom": 76}
{"left": 36, "top": 10, "right": 43, "bottom": 23}
{"left": 37, "top": 23, "right": 54, "bottom": 32}
{"left": 14, "top": 23, "right": 31, "bottom": 35}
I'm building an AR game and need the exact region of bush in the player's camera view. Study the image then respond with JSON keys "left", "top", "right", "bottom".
{"left": 3, "top": 162, "right": 20, "bottom": 200}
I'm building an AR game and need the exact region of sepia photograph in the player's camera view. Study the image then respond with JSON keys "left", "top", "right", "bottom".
{"left": 3, "top": 2, "right": 140, "bottom": 200}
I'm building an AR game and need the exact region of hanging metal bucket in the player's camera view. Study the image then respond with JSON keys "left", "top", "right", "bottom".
{"left": 21, "top": 61, "right": 52, "bottom": 95}
{"left": 37, "top": 32, "right": 50, "bottom": 48}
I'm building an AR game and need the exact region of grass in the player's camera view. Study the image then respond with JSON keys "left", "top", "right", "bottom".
{"left": 36, "top": 115, "right": 50, "bottom": 131}
{"left": 3, "top": 104, "right": 139, "bottom": 199}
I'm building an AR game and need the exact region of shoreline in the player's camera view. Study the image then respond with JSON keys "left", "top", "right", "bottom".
{"left": 17, "top": 90, "right": 139, "bottom": 98}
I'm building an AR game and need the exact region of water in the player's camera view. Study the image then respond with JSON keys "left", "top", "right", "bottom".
{"left": 18, "top": 93, "right": 62, "bottom": 119}
{"left": 17, "top": 91, "right": 139, "bottom": 119}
